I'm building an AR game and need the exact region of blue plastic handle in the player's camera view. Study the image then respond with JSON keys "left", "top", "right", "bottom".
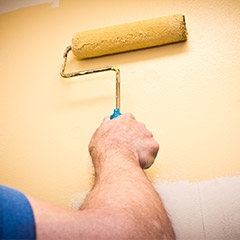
{"left": 110, "top": 108, "right": 122, "bottom": 119}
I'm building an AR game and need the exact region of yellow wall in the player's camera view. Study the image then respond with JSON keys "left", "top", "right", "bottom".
{"left": 0, "top": 0, "right": 240, "bottom": 209}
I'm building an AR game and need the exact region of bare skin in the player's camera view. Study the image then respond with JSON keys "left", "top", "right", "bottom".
{"left": 27, "top": 113, "right": 175, "bottom": 239}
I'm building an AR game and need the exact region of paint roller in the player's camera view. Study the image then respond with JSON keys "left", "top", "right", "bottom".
{"left": 60, "top": 14, "right": 187, "bottom": 119}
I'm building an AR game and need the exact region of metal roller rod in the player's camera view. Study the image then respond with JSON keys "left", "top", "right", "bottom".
{"left": 60, "top": 46, "right": 121, "bottom": 110}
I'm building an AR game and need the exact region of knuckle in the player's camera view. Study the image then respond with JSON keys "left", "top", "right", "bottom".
{"left": 88, "top": 141, "right": 93, "bottom": 153}
{"left": 138, "top": 122, "right": 146, "bottom": 129}
{"left": 146, "top": 130, "right": 153, "bottom": 137}
{"left": 152, "top": 140, "right": 159, "bottom": 152}
{"left": 123, "top": 113, "right": 135, "bottom": 120}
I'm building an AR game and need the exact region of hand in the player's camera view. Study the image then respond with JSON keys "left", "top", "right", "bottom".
{"left": 89, "top": 113, "right": 159, "bottom": 169}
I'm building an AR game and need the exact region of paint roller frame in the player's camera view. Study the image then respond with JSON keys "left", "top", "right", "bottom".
{"left": 60, "top": 14, "right": 187, "bottom": 116}
{"left": 60, "top": 46, "right": 121, "bottom": 111}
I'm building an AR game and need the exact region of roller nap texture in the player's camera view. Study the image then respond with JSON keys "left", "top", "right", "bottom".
{"left": 71, "top": 14, "right": 187, "bottom": 59}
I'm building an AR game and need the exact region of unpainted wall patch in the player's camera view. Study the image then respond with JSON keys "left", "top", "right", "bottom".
{"left": 70, "top": 176, "right": 240, "bottom": 239}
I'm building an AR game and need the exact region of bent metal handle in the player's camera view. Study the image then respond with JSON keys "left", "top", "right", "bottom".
{"left": 60, "top": 46, "right": 121, "bottom": 119}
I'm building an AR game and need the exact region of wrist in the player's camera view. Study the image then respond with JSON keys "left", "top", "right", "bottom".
{"left": 90, "top": 144, "right": 140, "bottom": 172}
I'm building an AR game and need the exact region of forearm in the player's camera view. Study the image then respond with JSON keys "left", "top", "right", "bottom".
{"left": 27, "top": 154, "right": 174, "bottom": 240}
{"left": 28, "top": 114, "right": 175, "bottom": 240}
{"left": 80, "top": 152, "right": 175, "bottom": 240}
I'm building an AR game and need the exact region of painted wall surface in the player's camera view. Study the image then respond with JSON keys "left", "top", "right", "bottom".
{"left": 0, "top": 0, "right": 240, "bottom": 239}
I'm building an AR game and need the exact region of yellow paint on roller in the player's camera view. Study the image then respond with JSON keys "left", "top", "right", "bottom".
{"left": 72, "top": 14, "right": 187, "bottom": 59}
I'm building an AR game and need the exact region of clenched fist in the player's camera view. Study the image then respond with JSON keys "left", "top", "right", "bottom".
{"left": 89, "top": 113, "right": 159, "bottom": 169}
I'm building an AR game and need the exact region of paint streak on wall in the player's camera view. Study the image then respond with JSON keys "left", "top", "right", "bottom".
{"left": 0, "top": 1, "right": 240, "bottom": 238}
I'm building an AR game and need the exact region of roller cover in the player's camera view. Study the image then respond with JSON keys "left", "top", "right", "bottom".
{"left": 71, "top": 14, "right": 187, "bottom": 59}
